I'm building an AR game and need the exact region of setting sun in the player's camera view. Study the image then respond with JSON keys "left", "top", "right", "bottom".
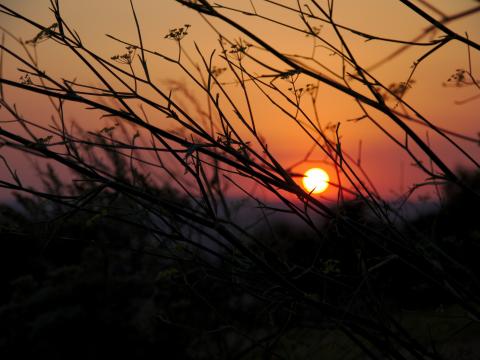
{"left": 302, "top": 168, "right": 330, "bottom": 194}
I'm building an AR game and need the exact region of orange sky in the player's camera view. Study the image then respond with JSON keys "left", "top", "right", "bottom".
{"left": 0, "top": 0, "right": 479, "bottom": 203}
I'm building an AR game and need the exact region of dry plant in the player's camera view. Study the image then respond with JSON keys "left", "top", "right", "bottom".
{"left": 0, "top": 0, "right": 479, "bottom": 358}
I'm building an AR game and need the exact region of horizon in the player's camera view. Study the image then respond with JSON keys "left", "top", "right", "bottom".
{"left": 0, "top": 0, "right": 479, "bottom": 205}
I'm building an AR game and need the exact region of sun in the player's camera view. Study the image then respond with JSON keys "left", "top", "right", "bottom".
{"left": 302, "top": 168, "right": 330, "bottom": 194}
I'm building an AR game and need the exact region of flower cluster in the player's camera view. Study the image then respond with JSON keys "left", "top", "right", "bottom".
{"left": 306, "top": 25, "right": 323, "bottom": 37}
{"left": 387, "top": 80, "right": 415, "bottom": 98}
{"left": 20, "top": 74, "right": 33, "bottom": 85}
{"left": 446, "top": 69, "right": 467, "bottom": 86}
{"left": 320, "top": 259, "right": 341, "bottom": 275}
{"left": 228, "top": 42, "right": 249, "bottom": 55}
{"left": 224, "top": 39, "right": 251, "bottom": 60}
{"left": 288, "top": 86, "right": 304, "bottom": 98}
{"left": 211, "top": 66, "right": 227, "bottom": 77}
{"left": 111, "top": 45, "right": 137, "bottom": 65}
{"left": 165, "top": 24, "right": 191, "bottom": 41}
{"left": 305, "top": 83, "right": 318, "bottom": 95}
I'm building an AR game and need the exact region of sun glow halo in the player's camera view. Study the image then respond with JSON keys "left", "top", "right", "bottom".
{"left": 302, "top": 168, "right": 330, "bottom": 194}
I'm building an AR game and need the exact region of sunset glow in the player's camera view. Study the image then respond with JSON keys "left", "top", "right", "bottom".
{"left": 0, "top": 2, "right": 479, "bottom": 357}
{"left": 302, "top": 168, "right": 330, "bottom": 194}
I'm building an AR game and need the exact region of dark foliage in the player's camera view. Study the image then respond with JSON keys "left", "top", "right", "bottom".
{"left": 1, "top": 170, "right": 479, "bottom": 359}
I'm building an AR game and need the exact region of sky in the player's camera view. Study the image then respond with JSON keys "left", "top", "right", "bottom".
{"left": 0, "top": 0, "right": 479, "bottom": 205}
